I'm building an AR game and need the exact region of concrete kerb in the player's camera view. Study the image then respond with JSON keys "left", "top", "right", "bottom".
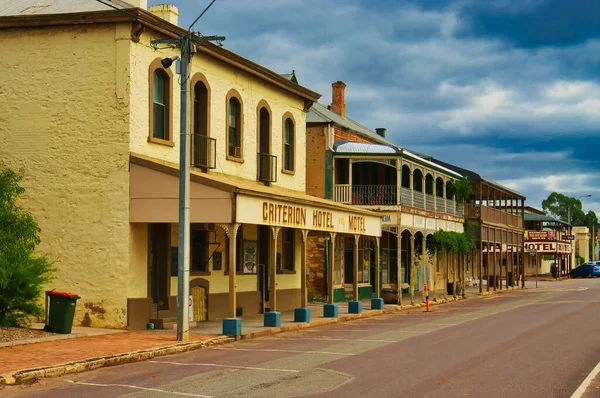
{"left": 0, "top": 335, "right": 235, "bottom": 386}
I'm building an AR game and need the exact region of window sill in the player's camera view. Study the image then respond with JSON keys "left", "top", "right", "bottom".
{"left": 224, "top": 271, "right": 256, "bottom": 276}
{"left": 281, "top": 169, "right": 295, "bottom": 176}
{"left": 226, "top": 155, "right": 244, "bottom": 164}
{"left": 148, "top": 136, "right": 175, "bottom": 147}
{"left": 191, "top": 271, "right": 211, "bottom": 276}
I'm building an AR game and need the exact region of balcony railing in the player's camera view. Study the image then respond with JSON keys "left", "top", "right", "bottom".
{"left": 425, "top": 193, "right": 435, "bottom": 211}
{"left": 436, "top": 197, "right": 446, "bottom": 213}
{"left": 333, "top": 184, "right": 465, "bottom": 217}
{"left": 465, "top": 204, "right": 521, "bottom": 228}
{"left": 192, "top": 134, "right": 216, "bottom": 169}
{"left": 258, "top": 152, "right": 277, "bottom": 183}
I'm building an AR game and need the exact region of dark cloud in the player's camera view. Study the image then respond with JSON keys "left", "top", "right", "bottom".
{"left": 149, "top": 0, "right": 600, "bottom": 215}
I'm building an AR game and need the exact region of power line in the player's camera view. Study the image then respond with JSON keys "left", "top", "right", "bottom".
{"left": 189, "top": 0, "right": 217, "bottom": 31}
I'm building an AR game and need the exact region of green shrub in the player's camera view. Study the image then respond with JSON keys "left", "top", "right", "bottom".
{"left": 0, "top": 163, "right": 55, "bottom": 326}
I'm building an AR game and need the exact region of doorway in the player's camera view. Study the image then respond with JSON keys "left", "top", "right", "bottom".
{"left": 258, "top": 225, "right": 270, "bottom": 312}
{"left": 344, "top": 246, "right": 354, "bottom": 285}
{"left": 191, "top": 285, "right": 208, "bottom": 322}
{"left": 149, "top": 223, "right": 170, "bottom": 311}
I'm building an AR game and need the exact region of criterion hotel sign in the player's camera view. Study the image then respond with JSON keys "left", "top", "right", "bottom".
{"left": 236, "top": 195, "right": 381, "bottom": 236}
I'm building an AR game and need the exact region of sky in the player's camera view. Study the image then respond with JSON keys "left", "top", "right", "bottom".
{"left": 148, "top": 0, "right": 600, "bottom": 217}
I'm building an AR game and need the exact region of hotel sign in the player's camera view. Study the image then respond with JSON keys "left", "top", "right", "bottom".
{"left": 524, "top": 242, "right": 571, "bottom": 254}
{"left": 236, "top": 195, "right": 381, "bottom": 236}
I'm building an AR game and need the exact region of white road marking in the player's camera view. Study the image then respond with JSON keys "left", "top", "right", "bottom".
{"left": 571, "top": 359, "right": 600, "bottom": 398}
{"left": 65, "top": 380, "right": 212, "bottom": 397}
{"left": 149, "top": 360, "right": 299, "bottom": 373}
{"left": 210, "top": 347, "right": 354, "bottom": 355}
{"left": 264, "top": 337, "right": 397, "bottom": 343}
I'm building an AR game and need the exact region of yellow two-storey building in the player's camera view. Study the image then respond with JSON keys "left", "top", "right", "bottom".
{"left": 0, "top": 0, "right": 381, "bottom": 330}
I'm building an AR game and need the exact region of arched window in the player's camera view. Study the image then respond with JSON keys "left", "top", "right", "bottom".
{"left": 193, "top": 81, "right": 208, "bottom": 137}
{"left": 227, "top": 97, "right": 242, "bottom": 158}
{"left": 148, "top": 59, "right": 173, "bottom": 145}
{"left": 152, "top": 70, "right": 170, "bottom": 141}
{"left": 283, "top": 118, "right": 295, "bottom": 172}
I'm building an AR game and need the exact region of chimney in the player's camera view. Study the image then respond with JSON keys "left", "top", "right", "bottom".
{"left": 375, "top": 128, "right": 386, "bottom": 138}
{"left": 149, "top": 4, "right": 179, "bottom": 26}
{"left": 330, "top": 81, "right": 346, "bottom": 117}
{"left": 126, "top": 0, "right": 147, "bottom": 9}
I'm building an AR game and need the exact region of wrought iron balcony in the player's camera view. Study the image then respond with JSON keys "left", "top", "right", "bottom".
{"left": 258, "top": 152, "right": 277, "bottom": 183}
{"left": 192, "top": 134, "right": 216, "bottom": 169}
{"left": 334, "top": 185, "right": 397, "bottom": 206}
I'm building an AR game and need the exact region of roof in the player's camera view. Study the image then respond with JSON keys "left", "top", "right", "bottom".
{"left": 0, "top": 1, "right": 321, "bottom": 104}
{"left": 307, "top": 102, "right": 395, "bottom": 146}
{"left": 524, "top": 213, "right": 565, "bottom": 223}
{"left": 279, "top": 70, "right": 298, "bottom": 84}
{"left": 333, "top": 141, "right": 399, "bottom": 154}
{"left": 428, "top": 158, "right": 525, "bottom": 199}
{"left": 0, "top": 0, "right": 134, "bottom": 15}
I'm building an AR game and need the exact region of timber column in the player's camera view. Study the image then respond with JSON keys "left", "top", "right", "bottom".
{"left": 410, "top": 234, "right": 416, "bottom": 305}
{"left": 294, "top": 229, "right": 311, "bottom": 322}
{"left": 397, "top": 231, "right": 403, "bottom": 306}
{"left": 222, "top": 223, "right": 241, "bottom": 336}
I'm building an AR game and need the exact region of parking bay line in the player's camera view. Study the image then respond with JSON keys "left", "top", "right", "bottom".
{"left": 65, "top": 380, "right": 212, "bottom": 397}
{"left": 149, "top": 360, "right": 299, "bottom": 373}
{"left": 210, "top": 347, "right": 355, "bottom": 355}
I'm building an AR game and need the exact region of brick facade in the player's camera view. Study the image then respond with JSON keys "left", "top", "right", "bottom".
{"left": 334, "top": 127, "right": 376, "bottom": 144}
{"left": 306, "top": 126, "right": 327, "bottom": 198}
{"left": 307, "top": 232, "right": 328, "bottom": 300}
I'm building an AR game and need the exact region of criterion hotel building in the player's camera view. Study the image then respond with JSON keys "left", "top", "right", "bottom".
{"left": 0, "top": 0, "right": 380, "bottom": 330}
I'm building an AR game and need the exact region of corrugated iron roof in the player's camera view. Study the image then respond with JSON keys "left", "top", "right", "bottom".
{"left": 308, "top": 102, "right": 395, "bottom": 147}
{"left": 333, "top": 141, "right": 399, "bottom": 154}
{"left": 0, "top": 0, "right": 135, "bottom": 16}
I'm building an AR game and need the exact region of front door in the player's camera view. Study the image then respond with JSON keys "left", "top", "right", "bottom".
{"left": 344, "top": 248, "right": 354, "bottom": 285}
{"left": 149, "top": 223, "right": 170, "bottom": 311}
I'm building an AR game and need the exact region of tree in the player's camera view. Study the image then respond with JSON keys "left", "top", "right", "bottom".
{"left": 542, "top": 192, "right": 598, "bottom": 257}
{"left": 0, "top": 162, "right": 55, "bottom": 326}
{"left": 541, "top": 192, "right": 585, "bottom": 225}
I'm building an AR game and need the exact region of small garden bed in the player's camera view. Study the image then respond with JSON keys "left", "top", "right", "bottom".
{"left": 0, "top": 327, "right": 57, "bottom": 344}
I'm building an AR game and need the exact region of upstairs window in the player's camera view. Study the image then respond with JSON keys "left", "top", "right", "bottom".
{"left": 148, "top": 59, "right": 173, "bottom": 145}
{"left": 227, "top": 95, "right": 242, "bottom": 159}
{"left": 283, "top": 118, "right": 295, "bottom": 172}
{"left": 281, "top": 228, "right": 295, "bottom": 271}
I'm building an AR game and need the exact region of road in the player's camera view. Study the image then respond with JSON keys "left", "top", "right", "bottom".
{"left": 4, "top": 279, "right": 600, "bottom": 398}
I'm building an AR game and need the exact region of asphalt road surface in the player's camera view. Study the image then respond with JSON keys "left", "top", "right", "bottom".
{"left": 5, "top": 279, "right": 600, "bottom": 398}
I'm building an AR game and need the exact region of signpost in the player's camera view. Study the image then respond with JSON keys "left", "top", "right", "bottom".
{"left": 525, "top": 248, "right": 538, "bottom": 288}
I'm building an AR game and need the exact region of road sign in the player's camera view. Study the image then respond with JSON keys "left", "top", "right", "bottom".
{"left": 562, "top": 235, "right": 575, "bottom": 241}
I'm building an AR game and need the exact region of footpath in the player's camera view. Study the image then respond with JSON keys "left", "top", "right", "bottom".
{"left": 0, "top": 284, "right": 526, "bottom": 386}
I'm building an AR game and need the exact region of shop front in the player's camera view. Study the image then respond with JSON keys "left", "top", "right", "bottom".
{"left": 127, "top": 155, "right": 381, "bottom": 330}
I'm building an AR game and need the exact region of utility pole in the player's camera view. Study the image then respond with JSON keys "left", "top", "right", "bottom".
{"left": 151, "top": 2, "right": 224, "bottom": 342}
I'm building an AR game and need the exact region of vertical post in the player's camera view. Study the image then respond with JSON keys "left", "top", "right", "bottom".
{"left": 479, "top": 185, "right": 484, "bottom": 294}
{"left": 374, "top": 237, "right": 381, "bottom": 299}
{"left": 353, "top": 235, "right": 360, "bottom": 301}
{"left": 521, "top": 200, "right": 525, "bottom": 288}
{"left": 422, "top": 237, "right": 427, "bottom": 303}
{"left": 270, "top": 227, "right": 280, "bottom": 311}
{"left": 228, "top": 224, "right": 239, "bottom": 318}
{"left": 499, "top": 230, "right": 503, "bottom": 290}
{"left": 410, "top": 168, "right": 414, "bottom": 207}
{"left": 328, "top": 233, "right": 336, "bottom": 304}
{"left": 453, "top": 251, "right": 457, "bottom": 297}
{"left": 301, "top": 229, "right": 309, "bottom": 307}
{"left": 396, "top": 162, "right": 402, "bottom": 206}
{"left": 445, "top": 246, "right": 449, "bottom": 299}
{"left": 176, "top": 35, "right": 191, "bottom": 342}
{"left": 410, "top": 234, "right": 415, "bottom": 304}
{"left": 397, "top": 230, "right": 403, "bottom": 306}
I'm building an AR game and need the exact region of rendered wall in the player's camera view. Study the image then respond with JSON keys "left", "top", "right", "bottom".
{"left": 0, "top": 24, "right": 131, "bottom": 328}
{"left": 129, "top": 29, "right": 308, "bottom": 192}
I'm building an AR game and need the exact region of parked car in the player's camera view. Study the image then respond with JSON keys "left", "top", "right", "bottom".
{"left": 570, "top": 263, "right": 600, "bottom": 278}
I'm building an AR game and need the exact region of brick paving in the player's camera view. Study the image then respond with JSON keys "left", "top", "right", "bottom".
{"left": 0, "top": 331, "right": 217, "bottom": 375}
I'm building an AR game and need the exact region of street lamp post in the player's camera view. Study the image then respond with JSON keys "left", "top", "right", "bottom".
{"left": 150, "top": 3, "right": 225, "bottom": 342}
